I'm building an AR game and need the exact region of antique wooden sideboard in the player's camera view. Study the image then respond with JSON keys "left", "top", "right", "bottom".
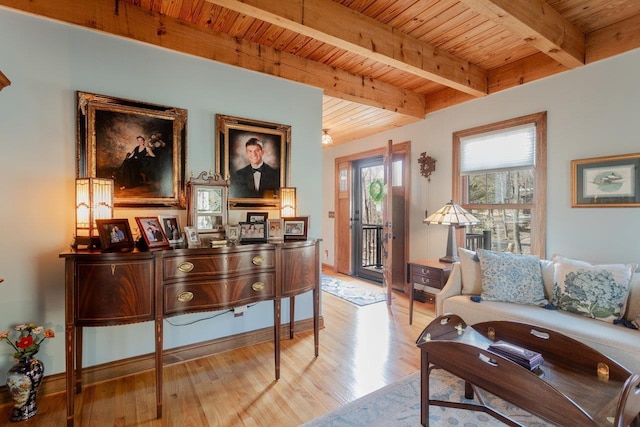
{"left": 60, "top": 239, "right": 320, "bottom": 427}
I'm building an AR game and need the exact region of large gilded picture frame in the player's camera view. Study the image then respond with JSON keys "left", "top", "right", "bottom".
{"left": 76, "top": 91, "right": 187, "bottom": 207}
{"left": 216, "top": 114, "right": 290, "bottom": 209}
{"left": 571, "top": 153, "right": 640, "bottom": 208}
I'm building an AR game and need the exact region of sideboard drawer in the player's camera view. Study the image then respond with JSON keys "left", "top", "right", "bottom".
{"left": 164, "top": 272, "right": 276, "bottom": 315}
{"left": 163, "top": 250, "right": 274, "bottom": 281}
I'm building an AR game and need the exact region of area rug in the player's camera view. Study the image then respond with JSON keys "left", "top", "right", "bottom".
{"left": 300, "top": 369, "right": 551, "bottom": 427}
{"left": 321, "top": 274, "right": 387, "bottom": 306}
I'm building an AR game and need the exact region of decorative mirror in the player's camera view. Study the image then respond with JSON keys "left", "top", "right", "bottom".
{"left": 186, "top": 171, "right": 229, "bottom": 245}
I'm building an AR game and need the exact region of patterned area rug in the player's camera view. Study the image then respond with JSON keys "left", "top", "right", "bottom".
{"left": 301, "top": 369, "right": 551, "bottom": 427}
{"left": 321, "top": 274, "right": 387, "bottom": 306}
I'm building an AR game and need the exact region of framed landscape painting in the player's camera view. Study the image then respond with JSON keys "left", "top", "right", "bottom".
{"left": 76, "top": 91, "right": 187, "bottom": 207}
{"left": 571, "top": 153, "right": 640, "bottom": 207}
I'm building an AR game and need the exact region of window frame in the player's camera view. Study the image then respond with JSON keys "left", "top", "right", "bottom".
{"left": 452, "top": 112, "right": 547, "bottom": 258}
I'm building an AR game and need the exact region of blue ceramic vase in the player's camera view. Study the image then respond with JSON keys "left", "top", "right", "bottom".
{"left": 6, "top": 357, "right": 44, "bottom": 422}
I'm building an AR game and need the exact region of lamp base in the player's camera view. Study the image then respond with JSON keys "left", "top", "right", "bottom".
{"left": 439, "top": 255, "right": 459, "bottom": 263}
{"left": 72, "top": 236, "right": 101, "bottom": 249}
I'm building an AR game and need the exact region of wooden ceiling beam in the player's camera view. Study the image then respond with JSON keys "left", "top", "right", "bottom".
{"left": 205, "top": 0, "right": 488, "bottom": 97}
{"left": 0, "top": 0, "right": 426, "bottom": 118}
{"left": 460, "top": 0, "right": 585, "bottom": 69}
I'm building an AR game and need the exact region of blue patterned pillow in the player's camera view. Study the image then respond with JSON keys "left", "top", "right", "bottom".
{"left": 477, "top": 249, "right": 547, "bottom": 306}
{"left": 551, "top": 254, "right": 637, "bottom": 323}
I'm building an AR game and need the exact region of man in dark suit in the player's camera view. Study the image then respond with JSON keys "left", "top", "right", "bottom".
{"left": 230, "top": 137, "right": 280, "bottom": 198}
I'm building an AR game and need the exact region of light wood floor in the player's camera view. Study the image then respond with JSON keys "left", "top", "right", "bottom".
{"left": 0, "top": 270, "right": 436, "bottom": 426}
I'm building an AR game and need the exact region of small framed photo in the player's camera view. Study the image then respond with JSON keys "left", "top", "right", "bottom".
{"left": 283, "top": 216, "right": 309, "bottom": 241}
{"left": 246, "top": 212, "right": 268, "bottom": 223}
{"left": 226, "top": 224, "right": 240, "bottom": 243}
{"left": 96, "top": 219, "right": 135, "bottom": 252}
{"left": 571, "top": 153, "right": 640, "bottom": 207}
{"left": 184, "top": 226, "right": 201, "bottom": 248}
{"left": 135, "top": 216, "right": 170, "bottom": 249}
{"left": 239, "top": 221, "right": 267, "bottom": 243}
{"left": 159, "top": 215, "right": 183, "bottom": 246}
{"left": 267, "top": 218, "right": 284, "bottom": 241}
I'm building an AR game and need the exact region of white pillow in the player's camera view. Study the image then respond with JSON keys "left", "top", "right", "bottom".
{"left": 551, "top": 254, "right": 637, "bottom": 323}
{"left": 458, "top": 247, "right": 482, "bottom": 295}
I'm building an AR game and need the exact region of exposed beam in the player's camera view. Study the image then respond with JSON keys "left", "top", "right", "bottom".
{"left": 205, "top": 0, "right": 488, "bottom": 97}
{"left": 0, "top": 0, "right": 426, "bottom": 118}
{"left": 586, "top": 12, "right": 640, "bottom": 63}
{"left": 460, "top": 0, "right": 585, "bottom": 69}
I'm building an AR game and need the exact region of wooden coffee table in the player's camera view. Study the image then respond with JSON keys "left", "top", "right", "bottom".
{"left": 416, "top": 314, "right": 640, "bottom": 427}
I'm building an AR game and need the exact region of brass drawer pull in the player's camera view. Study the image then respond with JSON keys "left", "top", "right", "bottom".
{"left": 178, "top": 262, "right": 194, "bottom": 273}
{"left": 177, "top": 291, "right": 194, "bottom": 302}
{"left": 252, "top": 256, "right": 264, "bottom": 266}
{"left": 251, "top": 282, "right": 265, "bottom": 291}
{"left": 421, "top": 277, "right": 431, "bottom": 284}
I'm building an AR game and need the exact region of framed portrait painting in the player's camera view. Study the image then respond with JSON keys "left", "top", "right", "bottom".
{"left": 216, "top": 114, "right": 290, "bottom": 209}
{"left": 571, "top": 153, "right": 640, "bottom": 207}
{"left": 76, "top": 91, "right": 187, "bottom": 207}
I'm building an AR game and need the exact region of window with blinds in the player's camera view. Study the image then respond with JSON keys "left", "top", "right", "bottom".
{"left": 453, "top": 112, "right": 547, "bottom": 257}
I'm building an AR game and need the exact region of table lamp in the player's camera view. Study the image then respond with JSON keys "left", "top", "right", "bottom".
{"left": 424, "top": 200, "right": 480, "bottom": 263}
{"left": 74, "top": 177, "right": 114, "bottom": 248}
{"left": 280, "top": 187, "right": 297, "bottom": 217}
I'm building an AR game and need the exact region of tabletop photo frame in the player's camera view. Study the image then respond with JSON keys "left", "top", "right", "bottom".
{"left": 136, "top": 216, "right": 170, "bottom": 249}
{"left": 96, "top": 218, "right": 135, "bottom": 252}
{"left": 283, "top": 216, "right": 308, "bottom": 241}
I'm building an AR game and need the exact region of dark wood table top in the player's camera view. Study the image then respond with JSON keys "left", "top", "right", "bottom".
{"left": 416, "top": 314, "right": 634, "bottom": 426}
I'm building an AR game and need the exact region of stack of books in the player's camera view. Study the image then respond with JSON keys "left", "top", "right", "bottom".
{"left": 488, "top": 340, "right": 544, "bottom": 370}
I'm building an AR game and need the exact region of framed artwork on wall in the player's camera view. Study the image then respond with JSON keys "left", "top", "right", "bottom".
{"left": 76, "top": 91, "right": 187, "bottom": 207}
{"left": 571, "top": 153, "right": 640, "bottom": 207}
{"left": 215, "top": 114, "right": 290, "bottom": 209}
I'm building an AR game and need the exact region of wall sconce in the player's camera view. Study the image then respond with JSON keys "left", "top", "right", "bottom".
{"left": 280, "top": 187, "right": 297, "bottom": 217}
{"left": 322, "top": 129, "right": 333, "bottom": 145}
{"left": 74, "top": 178, "right": 114, "bottom": 248}
{"left": 423, "top": 200, "right": 480, "bottom": 263}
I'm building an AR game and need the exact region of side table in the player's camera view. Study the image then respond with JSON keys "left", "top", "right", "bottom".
{"left": 407, "top": 259, "right": 452, "bottom": 324}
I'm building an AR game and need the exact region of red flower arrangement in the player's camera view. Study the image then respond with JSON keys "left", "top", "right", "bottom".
{"left": 0, "top": 323, "right": 55, "bottom": 359}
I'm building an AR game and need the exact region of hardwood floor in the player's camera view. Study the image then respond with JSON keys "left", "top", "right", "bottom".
{"left": 0, "top": 270, "right": 436, "bottom": 426}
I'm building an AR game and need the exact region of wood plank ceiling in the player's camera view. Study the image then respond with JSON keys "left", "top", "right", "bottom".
{"left": 2, "top": 0, "right": 640, "bottom": 146}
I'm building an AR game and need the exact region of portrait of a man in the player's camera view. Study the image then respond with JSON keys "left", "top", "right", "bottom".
{"left": 217, "top": 115, "right": 290, "bottom": 206}
{"left": 230, "top": 137, "right": 279, "bottom": 198}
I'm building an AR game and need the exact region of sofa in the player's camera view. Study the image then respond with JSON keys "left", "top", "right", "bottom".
{"left": 436, "top": 248, "right": 640, "bottom": 374}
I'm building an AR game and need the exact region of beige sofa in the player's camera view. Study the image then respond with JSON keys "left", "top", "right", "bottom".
{"left": 436, "top": 249, "right": 640, "bottom": 373}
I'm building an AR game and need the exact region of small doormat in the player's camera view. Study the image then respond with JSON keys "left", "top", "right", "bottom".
{"left": 321, "top": 274, "right": 388, "bottom": 306}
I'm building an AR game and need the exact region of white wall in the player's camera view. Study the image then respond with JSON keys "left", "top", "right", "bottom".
{"left": 322, "top": 48, "right": 640, "bottom": 268}
{"left": 0, "top": 9, "right": 322, "bottom": 377}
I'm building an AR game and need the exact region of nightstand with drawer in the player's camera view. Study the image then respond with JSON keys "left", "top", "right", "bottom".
{"left": 407, "top": 259, "right": 452, "bottom": 324}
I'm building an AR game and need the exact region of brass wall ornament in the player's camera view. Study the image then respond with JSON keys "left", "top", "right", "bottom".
{"left": 418, "top": 153, "right": 436, "bottom": 181}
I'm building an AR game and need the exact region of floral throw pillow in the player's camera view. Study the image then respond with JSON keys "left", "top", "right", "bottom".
{"left": 477, "top": 249, "right": 547, "bottom": 306}
{"left": 551, "top": 254, "right": 637, "bottom": 323}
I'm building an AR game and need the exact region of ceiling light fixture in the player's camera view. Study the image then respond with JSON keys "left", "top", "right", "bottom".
{"left": 322, "top": 129, "right": 333, "bottom": 145}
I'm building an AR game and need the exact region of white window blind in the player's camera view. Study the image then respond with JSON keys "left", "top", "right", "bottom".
{"left": 460, "top": 123, "right": 536, "bottom": 175}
